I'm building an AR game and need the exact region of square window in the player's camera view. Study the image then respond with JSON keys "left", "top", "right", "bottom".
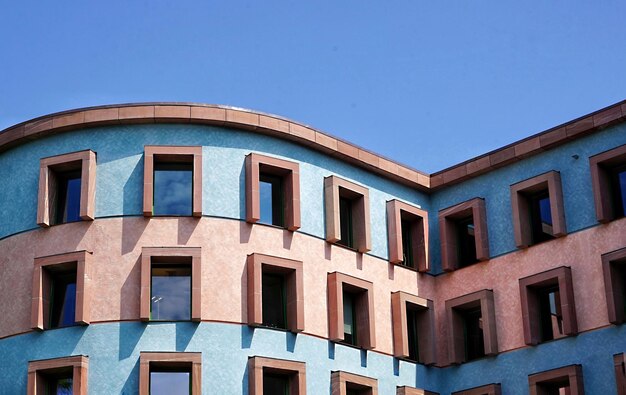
{"left": 248, "top": 356, "right": 306, "bottom": 395}
{"left": 602, "top": 247, "right": 626, "bottom": 325}
{"left": 445, "top": 290, "right": 498, "bottom": 364}
{"left": 451, "top": 383, "right": 501, "bottom": 395}
{"left": 391, "top": 292, "right": 436, "bottom": 365}
{"left": 324, "top": 176, "right": 371, "bottom": 253}
{"left": 331, "top": 371, "right": 377, "bottom": 395}
{"left": 31, "top": 251, "right": 92, "bottom": 330}
{"left": 615, "top": 353, "right": 626, "bottom": 395}
{"left": 439, "top": 198, "right": 489, "bottom": 272}
{"left": 327, "top": 272, "right": 375, "bottom": 349}
{"left": 139, "top": 352, "right": 201, "bottom": 395}
{"left": 387, "top": 200, "right": 429, "bottom": 272}
{"left": 141, "top": 247, "right": 202, "bottom": 322}
{"left": 246, "top": 253, "right": 304, "bottom": 332}
{"left": 143, "top": 146, "right": 202, "bottom": 217}
{"left": 510, "top": 171, "right": 566, "bottom": 248}
{"left": 589, "top": 144, "right": 626, "bottom": 222}
{"left": 246, "top": 153, "right": 301, "bottom": 231}
{"left": 27, "top": 355, "right": 89, "bottom": 395}
{"left": 528, "top": 364, "right": 584, "bottom": 395}
{"left": 37, "top": 150, "right": 96, "bottom": 227}
{"left": 519, "top": 266, "right": 578, "bottom": 345}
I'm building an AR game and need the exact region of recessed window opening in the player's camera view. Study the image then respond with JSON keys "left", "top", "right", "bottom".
{"left": 462, "top": 307, "right": 485, "bottom": 361}
{"left": 263, "top": 371, "right": 289, "bottom": 395}
{"left": 456, "top": 215, "right": 478, "bottom": 268}
{"left": 49, "top": 269, "right": 77, "bottom": 329}
{"left": 611, "top": 164, "right": 626, "bottom": 218}
{"left": 406, "top": 306, "right": 420, "bottom": 362}
{"left": 52, "top": 169, "right": 82, "bottom": 225}
{"left": 401, "top": 217, "right": 414, "bottom": 268}
{"left": 42, "top": 367, "right": 73, "bottom": 395}
{"left": 151, "top": 261, "right": 191, "bottom": 321}
{"left": 529, "top": 190, "right": 555, "bottom": 244}
{"left": 538, "top": 285, "right": 564, "bottom": 342}
{"left": 259, "top": 173, "right": 285, "bottom": 227}
{"left": 262, "top": 272, "right": 287, "bottom": 329}
{"left": 346, "top": 383, "right": 371, "bottom": 395}
{"left": 153, "top": 161, "right": 193, "bottom": 216}
{"left": 338, "top": 194, "right": 354, "bottom": 248}
{"left": 343, "top": 290, "right": 358, "bottom": 346}
{"left": 150, "top": 366, "right": 191, "bottom": 395}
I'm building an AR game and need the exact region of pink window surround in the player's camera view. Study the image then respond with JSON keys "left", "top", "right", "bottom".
{"left": 518, "top": 266, "right": 577, "bottom": 345}
{"left": 28, "top": 355, "right": 89, "bottom": 395}
{"left": 528, "top": 364, "right": 584, "bottom": 395}
{"left": 391, "top": 291, "right": 435, "bottom": 365}
{"left": 37, "top": 150, "right": 96, "bottom": 227}
{"left": 331, "top": 371, "right": 378, "bottom": 395}
{"left": 589, "top": 144, "right": 626, "bottom": 222}
{"left": 510, "top": 171, "right": 567, "bottom": 248}
{"left": 139, "top": 352, "right": 202, "bottom": 395}
{"left": 31, "top": 250, "right": 93, "bottom": 330}
{"left": 445, "top": 289, "right": 498, "bottom": 364}
{"left": 324, "top": 175, "right": 371, "bottom": 253}
{"left": 451, "top": 383, "right": 501, "bottom": 395}
{"left": 245, "top": 152, "right": 301, "bottom": 231}
{"left": 140, "top": 247, "right": 202, "bottom": 322}
{"left": 143, "top": 145, "right": 203, "bottom": 217}
{"left": 602, "top": 247, "right": 626, "bottom": 324}
{"left": 327, "top": 272, "right": 376, "bottom": 350}
{"left": 246, "top": 253, "right": 304, "bottom": 332}
{"left": 615, "top": 353, "right": 626, "bottom": 395}
{"left": 439, "top": 197, "right": 489, "bottom": 271}
{"left": 386, "top": 199, "right": 429, "bottom": 272}
{"left": 248, "top": 356, "right": 306, "bottom": 395}
{"left": 396, "top": 386, "right": 439, "bottom": 395}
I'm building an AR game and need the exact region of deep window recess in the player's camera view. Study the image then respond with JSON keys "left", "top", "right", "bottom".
{"left": 27, "top": 355, "right": 89, "bottom": 395}
{"left": 529, "top": 190, "right": 555, "bottom": 244}
{"left": 248, "top": 356, "right": 306, "bottom": 395}
{"left": 528, "top": 365, "right": 584, "bottom": 395}
{"left": 589, "top": 144, "right": 626, "bottom": 222}
{"left": 263, "top": 373, "right": 289, "bottom": 395}
{"left": 54, "top": 170, "right": 82, "bottom": 225}
{"left": 455, "top": 216, "right": 478, "bottom": 268}
{"left": 151, "top": 263, "right": 191, "bottom": 321}
{"left": 387, "top": 199, "right": 429, "bottom": 272}
{"left": 338, "top": 196, "right": 354, "bottom": 248}
{"left": 611, "top": 164, "right": 626, "bottom": 218}
{"left": 49, "top": 271, "right": 77, "bottom": 329}
{"left": 462, "top": 307, "right": 485, "bottom": 361}
{"left": 451, "top": 383, "right": 502, "bottom": 395}
{"left": 401, "top": 218, "right": 414, "bottom": 268}
{"left": 602, "top": 247, "right": 626, "bottom": 325}
{"left": 342, "top": 290, "right": 358, "bottom": 345}
{"left": 259, "top": 173, "right": 285, "bottom": 226}
{"left": 391, "top": 292, "right": 436, "bottom": 365}
{"left": 537, "top": 285, "right": 564, "bottom": 342}
{"left": 406, "top": 308, "right": 419, "bottom": 361}
{"left": 153, "top": 162, "right": 193, "bottom": 216}
{"left": 150, "top": 367, "right": 191, "bottom": 395}
{"left": 139, "top": 352, "right": 201, "bottom": 395}
{"left": 262, "top": 272, "right": 287, "bottom": 329}
{"left": 330, "top": 371, "right": 377, "bottom": 395}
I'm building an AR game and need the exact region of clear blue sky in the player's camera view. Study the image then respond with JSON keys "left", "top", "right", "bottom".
{"left": 1, "top": 2, "right": 625, "bottom": 173}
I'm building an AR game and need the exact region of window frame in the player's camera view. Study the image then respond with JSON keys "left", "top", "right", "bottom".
{"left": 139, "top": 352, "right": 202, "bottom": 395}
{"left": 245, "top": 153, "right": 301, "bottom": 231}
{"left": 27, "top": 355, "right": 89, "bottom": 395}
{"left": 518, "top": 266, "right": 578, "bottom": 345}
{"left": 438, "top": 198, "right": 489, "bottom": 272}
{"left": 602, "top": 247, "right": 626, "bottom": 325}
{"left": 140, "top": 247, "right": 202, "bottom": 322}
{"left": 615, "top": 353, "right": 626, "bottom": 395}
{"left": 37, "top": 150, "right": 96, "bottom": 227}
{"left": 31, "top": 250, "right": 92, "bottom": 330}
{"left": 386, "top": 200, "right": 429, "bottom": 272}
{"left": 143, "top": 145, "right": 202, "bottom": 217}
{"left": 391, "top": 291, "right": 435, "bottom": 365}
{"left": 327, "top": 272, "right": 376, "bottom": 350}
{"left": 331, "top": 371, "right": 378, "bottom": 395}
{"left": 396, "top": 386, "right": 439, "bottom": 395}
{"left": 445, "top": 289, "right": 498, "bottom": 364}
{"left": 589, "top": 144, "right": 626, "bottom": 222}
{"left": 451, "top": 383, "right": 501, "bottom": 395}
{"left": 528, "top": 364, "right": 584, "bottom": 395}
{"left": 510, "top": 171, "right": 567, "bottom": 248}
{"left": 324, "top": 176, "right": 371, "bottom": 253}
{"left": 248, "top": 356, "right": 306, "bottom": 395}
{"left": 246, "top": 253, "right": 304, "bottom": 332}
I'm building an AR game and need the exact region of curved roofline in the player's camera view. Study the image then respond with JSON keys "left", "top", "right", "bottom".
{"left": 1, "top": 100, "right": 624, "bottom": 191}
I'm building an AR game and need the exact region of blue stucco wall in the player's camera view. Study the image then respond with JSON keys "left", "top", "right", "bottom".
{"left": 0, "top": 124, "right": 429, "bottom": 260}
{"left": 0, "top": 321, "right": 623, "bottom": 394}
{"left": 428, "top": 123, "right": 626, "bottom": 273}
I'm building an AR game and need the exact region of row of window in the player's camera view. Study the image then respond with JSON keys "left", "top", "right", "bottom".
{"left": 26, "top": 352, "right": 626, "bottom": 394}
{"left": 31, "top": 245, "right": 626, "bottom": 366}
{"left": 35, "top": 144, "right": 626, "bottom": 273}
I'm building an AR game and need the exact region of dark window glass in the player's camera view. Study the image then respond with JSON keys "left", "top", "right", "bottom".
{"left": 346, "top": 387, "right": 366, "bottom": 395}
{"left": 50, "top": 272, "right": 77, "bottom": 329}
{"left": 462, "top": 307, "right": 485, "bottom": 361}
{"left": 259, "top": 173, "right": 284, "bottom": 227}
{"left": 401, "top": 218, "right": 414, "bottom": 268}
{"left": 338, "top": 197, "right": 354, "bottom": 248}
{"left": 263, "top": 373, "right": 289, "bottom": 395}
{"left": 262, "top": 272, "right": 287, "bottom": 329}
{"left": 456, "top": 216, "right": 477, "bottom": 268}
{"left": 530, "top": 191, "right": 554, "bottom": 244}
{"left": 54, "top": 170, "right": 81, "bottom": 225}
{"left": 343, "top": 291, "right": 357, "bottom": 345}
{"left": 153, "top": 162, "right": 193, "bottom": 216}
{"left": 150, "top": 370, "right": 190, "bottom": 395}
{"left": 537, "top": 380, "right": 570, "bottom": 395}
{"left": 407, "top": 307, "right": 419, "bottom": 362}
{"left": 151, "top": 264, "right": 191, "bottom": 321}
{"left": 46, "top": 376, "right": 73, "bottom": 395}
{"left": 611, "top": 166, "right": 626, "bottom": 218}
{"left": 538, "top": 286, "right": 564, "bottom": 342}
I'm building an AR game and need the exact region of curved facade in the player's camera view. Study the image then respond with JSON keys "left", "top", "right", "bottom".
{"left": 0, "top": 102, "right": 625, "bottom": 394}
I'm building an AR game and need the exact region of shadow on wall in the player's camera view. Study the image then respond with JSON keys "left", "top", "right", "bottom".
{"left": 119, "top": 256, "right": 142, "bottom": 325}
{"left": 176, "top": 321, "right": 199, "bottom": 351}
{"left": 120, "top": 358, "right": 140, "bottom": 395}
{"left": 177, "top": 217, "right": 200, "bottom": 246}
{"left": 118, "top": 321, "right": 146, "bottom": 361}
{"left": 122, "top": 155, "right": 144, "bottom": 217}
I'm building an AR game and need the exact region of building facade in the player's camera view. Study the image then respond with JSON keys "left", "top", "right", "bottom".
{"left": 0, "top": 102, "right": 624, "bottom": 394}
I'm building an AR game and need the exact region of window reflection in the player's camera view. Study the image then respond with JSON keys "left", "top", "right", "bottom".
{"left": 50, "top": 272, "right": 77, "bottom": 329}
{"left": 54, "top": 171, "right": 81, "bottom": 225}
{"left": 151, "top": 264, "right": 191, "bottom": 321}
{"left": 259, "top": 174, "right": 284, "bottom": 226}
{"left": 150, "top": 371, "right": 190, "bottom": 395}
{"left": 154, "top": 163, "right": 193, "bottom": 216}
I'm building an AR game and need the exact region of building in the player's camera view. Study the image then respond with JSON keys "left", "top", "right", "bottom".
{"left": 0, "top": 101, "right": 624, "bottom": 395}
